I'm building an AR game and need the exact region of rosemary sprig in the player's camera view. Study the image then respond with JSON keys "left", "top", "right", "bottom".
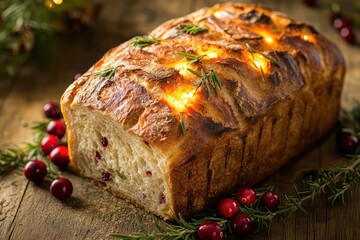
{"left": 115, "top": 170, "right": 127, "bottom": 180}
{"left": 0, "top": 119, "right": 60, "bottom": 180}
{"left": 239, "top": 155, "right": 360, "bottom": 233}
{"left": 0, "top": 120, "right": 49, "bottom": 173}
{"left": 83, "top": 66, "right": 119, "bottom": 81}
{"left": 245, "top": 43, "right": 269, "bottom": 84}
{"left": 180, "top": 24, "right": 208, "bottom": 35}
{"left": 175, "top": 52, "right": 205, "bottom": 66}
{"left": 111, "top": 214, "right": 228, "bottom": 240}
{"left": 188, "top": 68, "right": 222, "bottom": 97}
{"left": 245, "top": 43, "right": 281, "bottom": 67}
{"left": 178, "top": 113, "right": 187, "bottom": 136}
{"left": 131, "top": 35, "right": 160, "bottom": 48}
{"left": 245, "top": 43, "right": 281, "bottom": 84}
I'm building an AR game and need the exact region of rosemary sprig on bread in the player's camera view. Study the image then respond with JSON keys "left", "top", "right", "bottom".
{"left": 131, "top": 35, "right": 160, "bottom": 48}
{"left": 180, "top": 24, "right": 209, "bottom": 35}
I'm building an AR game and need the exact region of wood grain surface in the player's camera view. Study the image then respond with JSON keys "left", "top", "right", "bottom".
{"left": 1, "top": 0, "right": 360, "bottom": 239}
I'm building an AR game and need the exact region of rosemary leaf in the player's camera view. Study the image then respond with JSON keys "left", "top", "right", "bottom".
{"left": 115, "top": 170, "right": 127, "bottom": 180}
{"left": 179, "top": 113, "right": 186, "bottom": 136}
{"left": 193, "top": 80, "right": 203, "bottom": 87}
{"left": 201, "top": 68, "right": 211, "bottom": 97}
{"left": 176, "top": 52, "right": 205, "bottom": 66}
{"left": 175, "top": 52, "right": 199, "bottom": 60}
{"left": 245, "top": 43, "right": 255, "bottom": 54}
{"left": 187, "top": 68, "right": 202, "bottom": 78}
{"left": 260, "top": 53, "right": 281, "bottom": 67}
{"left": 209, "top": 70, "right": 222, "bottom": 96}
{"left": 259, "top": 66, "right": 269, "bottom": 84}
{"left": 246, "top": 43, "right": 281, "bottom": 69}
{"left": 180, "top": 24, "right": 208, "bottom": 35}
{"left": 83, "top": 67, "right": 119, "bottom": 81}
{"left": 131, "top": 35, "right": 160, "bottom": 48}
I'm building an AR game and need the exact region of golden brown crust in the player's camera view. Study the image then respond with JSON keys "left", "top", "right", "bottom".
{"left": 61, "top": 3, "right": 345, "bottom": 218}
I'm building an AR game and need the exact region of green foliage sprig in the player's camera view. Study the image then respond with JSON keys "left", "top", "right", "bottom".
{"left": 131, "top": 35, "right": 160, "bottom": 48}
{"left": 0, "top": 120, "right": 59, "bottom": 180}
{"left": 180, "top": 24, "right": 208, "bottom": 35}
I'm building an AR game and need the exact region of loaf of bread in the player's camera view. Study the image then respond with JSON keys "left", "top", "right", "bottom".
{"left": 61, "top": 3, "right": 345, "bottom": 219}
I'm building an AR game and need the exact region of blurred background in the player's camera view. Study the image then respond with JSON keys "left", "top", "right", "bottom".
{"left": 1, "top": 0, "right": 360, "bottom": 83}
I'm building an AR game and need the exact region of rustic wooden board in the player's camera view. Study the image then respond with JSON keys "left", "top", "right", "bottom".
{"left": 1, "top": 0, "right": 360, "bottom": 239}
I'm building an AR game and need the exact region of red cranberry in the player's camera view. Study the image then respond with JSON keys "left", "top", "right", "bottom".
{"left": 236, "top": 187, "right": 257, "bottom": 206}
{"left": 43, "top": 103, "right": 62, "bottom": 119}
{"left": 302, "top": 0, "right": 316, "bottom": 7}
{"left": 23, "top": 160, "right": 47, "bottom": 182}
{"left": 340, "top": 27, "right": 356, "bottom": 44}
{"left": 47, "top": 120, "right": 66, "bottom": 139}
{"left": 160, "top": 194, "right": 166, "bottom": 204}
{"left": 102, "top": 171, "right": 112, "bottom": 181}
{"left": 50, "top": 146, "right": 70, "bottom": 168}
{"left": 198, "top": 221, "right": 224, "bottom": 240}
{"left": 217, "top": 198, "right": 239, "bottom": 219}
{"left": 95, "top": 151, "right": 101, "bottom": 164}
{"left": 145, "top": 169, "right": 152, "bottom": 177}
{"left": 333, "top": 17, "right": 352, "bottom": 31}
{"left": 50, "top": 177, "right": 73, "bottom": 200}
{"left": 261, "top": 191, "right": 280, "bottom": 211}
{"left": 140, "top": 193, "right": 147, "bottom": 202}
{"left": 41, "top": 135, "right": 60, "bottom": 155}
{"left": 337, "top": 132, "right": 359, "bottom": 154}
{"left": 230, "top": 214, "right": 253, "bottom": 238}
{"left": 101, "top": 136, "right": 108, "bottom": 147}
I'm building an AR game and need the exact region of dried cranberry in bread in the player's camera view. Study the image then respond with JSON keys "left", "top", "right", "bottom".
{"left": 61, "top": 3, "right": 345, "bottom": 219}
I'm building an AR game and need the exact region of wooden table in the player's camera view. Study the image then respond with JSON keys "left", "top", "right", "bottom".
{"left": 1, "top": 0, "right": 360, "bottom": 239}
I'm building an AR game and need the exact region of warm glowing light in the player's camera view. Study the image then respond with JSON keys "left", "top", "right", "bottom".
{"left": 45, "top": 0, "right": 53, "bottom": 8}
{"left": 245, "top": 52, "right": 270, "bottom": 74}
{"left": 265, "top": 37, "right": 274, "bottom": 44}
{"left": 197, "top": 46, "right": 224, "bottom": 59}
{"left": 173, "top": 61, "right": 190, "bottom": 76}
{"left": 163, "top": 88, "right": 197, "bottom": 112}
{"left": 252, "top": 28, "right": 276, "bottom": 45}
{"left": 207, "top": 52, "right": 218, "bottom": 58}
{"left": 301, "top": 34, "right": 316, "bottom": 43}
{"left": 213, "top": 10, "right": 228, "bottom": 19}
{"left": 53, "top": 0, "right": 63, "bottom": 4}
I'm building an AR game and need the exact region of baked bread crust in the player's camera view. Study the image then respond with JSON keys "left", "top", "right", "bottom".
{"left": 61, "top": 3, "right": 345, "bottom": 219}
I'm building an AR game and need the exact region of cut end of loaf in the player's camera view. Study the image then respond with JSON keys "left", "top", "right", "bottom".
{"left": 62, "top": 105, "right": 174, "bottom": 219}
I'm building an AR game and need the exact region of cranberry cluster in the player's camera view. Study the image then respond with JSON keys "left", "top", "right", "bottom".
{"left": 302, "top": 0, "right": 357, "bottom": 44}
{"left": 23, "top": 103, "right": 73, "bottom": 200}
{"left": 331, "top": 12, "right": 356, "bottom": 44}
{"left": 197, "top": 187, "right": 280, "bottom": 239}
